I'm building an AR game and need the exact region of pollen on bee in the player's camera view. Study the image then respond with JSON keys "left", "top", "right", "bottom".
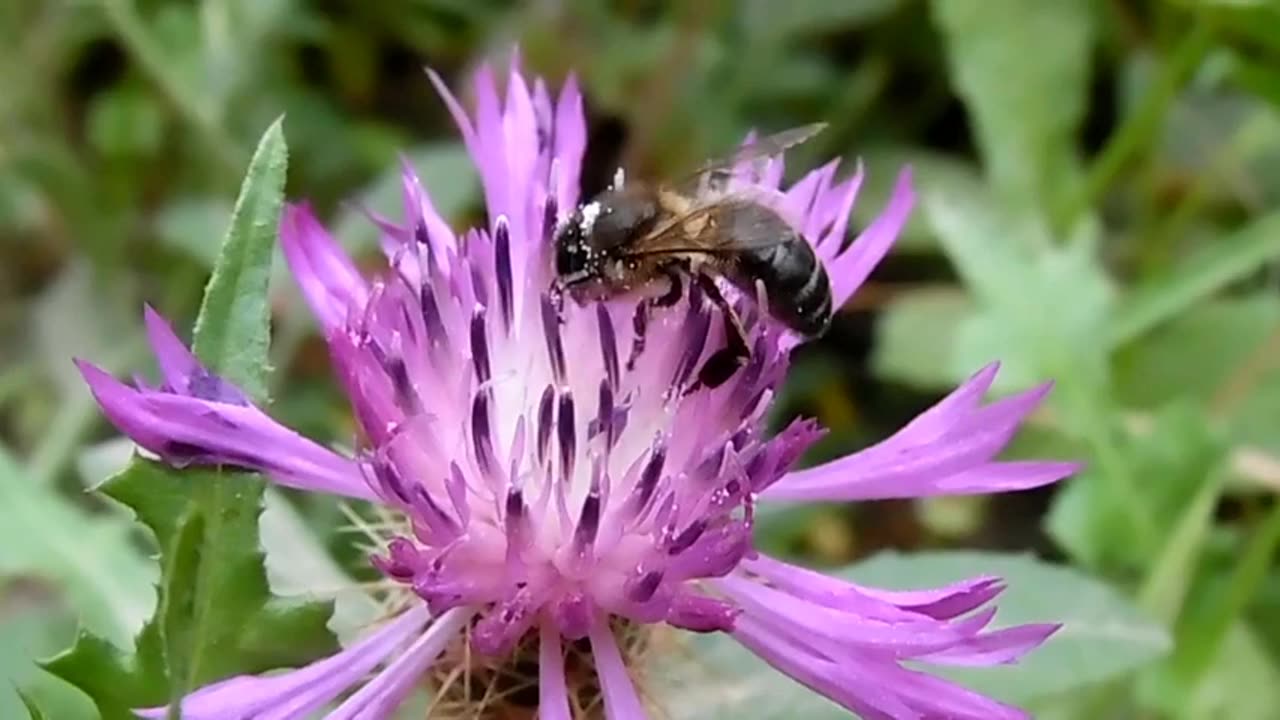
{"left": 579, "top": 201, "right": 602, "bottom": 235}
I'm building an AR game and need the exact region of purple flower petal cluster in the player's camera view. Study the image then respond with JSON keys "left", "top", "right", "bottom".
{"left": 80, "top": 58, "right": 1078, "bottom": 720}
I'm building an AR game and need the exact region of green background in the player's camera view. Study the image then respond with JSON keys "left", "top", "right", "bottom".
{"left": 3, "top": 1, "right": 1280, "bottom": 718}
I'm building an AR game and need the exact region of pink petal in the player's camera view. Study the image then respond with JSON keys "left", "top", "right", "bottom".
{"left": 280, "top": 203, "right": 370, "bottom": 334}
{"left": 78, "top": 361, "right": 375, "bottom": 502}
{"left": 326, "top": 607, "right": 470, "bottom": 719}
{"left": 743, "top": 554, "right": 1005, "bottom": 621}
{"left": 763, "top": 366, "right": 1077, "bottom": 502}
{"left": 829, "top": 167, "right": 915, "bottom": 307}
{"left": 589, "top": 615, "right": 647, "bottom": 718}
{"left": 539, "top": 623, "right": 572, "bottom": 720}
{"left": 135, "top": 606, "right": 430, "bottom": 719}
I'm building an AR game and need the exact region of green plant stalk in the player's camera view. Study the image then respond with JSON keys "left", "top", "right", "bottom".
{"left": 1141, "top": 109, "right": 1276, "bottom": 258}
{"left": 1137, "top": 468, "right": 1227, "bottom": 623}
{"left": 1181, "top": 500, "right": 1280, "bottom": 685}
{"left": 1058, "top": 23, "right": 1213, "bottom": 227}
{"left": 1054, "top": 367, "right": 1159, "bottom": 552}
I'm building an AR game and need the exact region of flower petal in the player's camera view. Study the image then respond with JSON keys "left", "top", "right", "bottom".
{"left": 326, "top": 606, "right": 470, "bottom": 720}
{"left": 763, "top": 365, "right": 1078, "bottom": 502}
{"left": 588, "top": 615, "right": 647, "bottom": 719}
{"left": 142, "top": 306, "right": 248, "bottom": 405}
{"left": 918, "top": 622, "right": 1061, "bottom": 666}
{"left": 538, "top": 623, "right": 572, "bottom": 720}
{"left": 742, "top": 554, "right": 1004, "bottom": 621}
{"left": 553, "top": 74, "right": 586, "bottom": 211}
{"left": 135, "top": 606, "right": 431, "bottom": 720}
{"left": 828, "top": 167, "right": 915, "bottom": 308}
{"left": 732, "top": 613, "right": 1032, "bottom": 720}
{"left": 281, "top": 203, "right": 370, "bottom": 335}
{"left": 78, "top": 361, "right": 376, "bottom": 502}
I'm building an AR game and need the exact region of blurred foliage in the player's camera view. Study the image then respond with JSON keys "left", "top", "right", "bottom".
{"left": 1, "top": 0, "right": 1280, "bottom": 718}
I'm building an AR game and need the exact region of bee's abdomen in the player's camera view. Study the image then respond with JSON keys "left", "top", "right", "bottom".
{"left": 735, "top": 232, "right": 833, "bottom": 338}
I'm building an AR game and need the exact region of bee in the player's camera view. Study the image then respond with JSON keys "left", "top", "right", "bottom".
{"left": 552, "top": 123, "right": 833, "bottom": 389}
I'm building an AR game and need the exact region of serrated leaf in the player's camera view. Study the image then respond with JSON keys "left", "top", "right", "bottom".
{"left": 191, "top": 117, "right": 287, "bottom": 402}
{"left": 931, "top": 0, "right": 1093, "bottom": 219}
{"left": 259, "top": 489, "right": 381, "bottom": 645}
{"left": 659, "top": 551, "right": 1170, "bottom": 716}
{"left": 0, "top": 449, "right": 155, "bottom": 647}
{"left": 43, "top": 121, "right": 338, "bottom": 718}
{"left": 43, "top": 620, "right": 168, "bottom": 720}
{"left": 922, "top": 181, "right": 1115, "bottom": 394}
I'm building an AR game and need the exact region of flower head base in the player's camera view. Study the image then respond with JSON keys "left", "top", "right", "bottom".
{"left": 80, "top": 57, "right": 1079, "bottom": 720}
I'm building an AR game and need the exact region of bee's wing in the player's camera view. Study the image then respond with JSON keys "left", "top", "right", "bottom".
{"left": 616, "top": 190, "right": 801, "bottom": 258}
{"left": 676, "top": 123, "right": 827, "bottom": 194}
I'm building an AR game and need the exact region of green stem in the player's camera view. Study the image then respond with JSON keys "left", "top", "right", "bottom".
{"left": 1137, "top": 468, "right": 1226, "bottom": 622}
{"left": 1055, "top": 371, "right": 1159, "bottom": 551}
{"left": 1183, "top": 501, "right": 1280, "bottom": 682}
{"left": 1058, "top": 23, "right": 1213, "bottom": 226}
{"left": 1142, "top": 109, "right": 1275, "bottom": 256}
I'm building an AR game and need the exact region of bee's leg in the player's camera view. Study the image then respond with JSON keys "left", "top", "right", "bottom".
{"left": 692, "top": 275, "right": 750, "bottom": 391}
{"left": 627, "top": 268, "right": 684, "bottom": 371}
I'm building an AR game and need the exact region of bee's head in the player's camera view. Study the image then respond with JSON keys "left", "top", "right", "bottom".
{"left": 554, "top": 192, "right": 658, "bottom": 300}
{"left": 553, "top": 201, "right": 600, "bottom": 287}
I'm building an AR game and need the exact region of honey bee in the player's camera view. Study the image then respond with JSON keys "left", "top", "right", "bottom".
{"left": 553, "top": 123, "right": 833, "bottom": 389}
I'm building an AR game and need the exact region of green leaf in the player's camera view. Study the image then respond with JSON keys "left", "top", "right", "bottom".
{"left": 871, "top": 286, "right": 975, "bottom": 388}
{"left": 1116, "top": 295, "right": 1280, "bottom": 408}
{"left": 191, "top": 117, "right": 288, "bottom": 402}
{"left": 660, "top": 552, "right": 1169, "bottom": 715}
{"left": 1108, "top": 211, "right": 1280, "bottom": 348}
{"left": 259, "top": 489, "right": 380, "bottom": 645}
{"left": 1047, "top": 402, "right": 1229, "bottom": 574}
{"left": 853, "top": 146, "right": 982, "bottom": 253}
{"left": 42, "top": 618, "right": 169, "bottom": 720}
{"left": 658, "top": 631, "right": 849, "bottom": 720}
{"left": 0, "top": 449, "right": 156, "bottom": 648}
{"left": 43, "top": 463, "right": 339, "bottom": 719}
{"left": 17, "top": 690, "right": 49, "bottom": 720}
{"left": 1181, "top": 623, "right": 1280, "bottom": 720}
{"left": 850, "top": 551, "right": 1171, "bottom": 703}
{"left": 922, "top": 181, "right": 1115, "bottom": 392}
{"left": 931, "top": 0, "right": 1094, "bottom": 220}
{"left": 1114, "top": 294, "right": 1280, "bottom": 458}
{"left": 43, "top": 121, "right": 338, "bottom": 718}
{"left": 0, "top": 609, "right": 97, "bottom": 720}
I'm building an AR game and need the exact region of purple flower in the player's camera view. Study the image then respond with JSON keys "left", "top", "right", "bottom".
{"left": 79, "top": 58, "right": 1078, "bottom": 720}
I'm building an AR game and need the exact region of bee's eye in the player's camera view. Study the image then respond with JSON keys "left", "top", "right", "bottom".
{"left": 554, "top": 227, "right": 588, "bottom": 279}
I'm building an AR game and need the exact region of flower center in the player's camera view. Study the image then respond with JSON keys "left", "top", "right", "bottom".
{"left": 427, "top": 618, "right": 657, "bottom": 719}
